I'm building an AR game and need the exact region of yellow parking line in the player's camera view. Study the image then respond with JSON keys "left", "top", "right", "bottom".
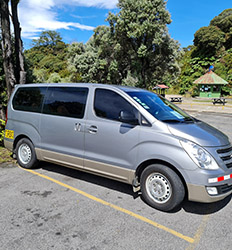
{"left": 19, "top": 166, "right": 195, "bottom": 244}
{"left": 186, "top": 214, "right": 210, "bottom": 250}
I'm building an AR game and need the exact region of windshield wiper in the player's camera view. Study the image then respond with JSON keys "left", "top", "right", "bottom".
{"left": 161, "top": 119, "right": 182, "bottom": 123}
{"left": 184, "top": 117, "right": 195, "bottom": 123}
{"left": 162, "top": 118, "right": 195, "bottom": 123}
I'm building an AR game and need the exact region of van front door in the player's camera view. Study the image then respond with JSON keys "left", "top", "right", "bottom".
{"left": 39, "top": 86, "right": 89, "bottom": 169}
{"left": 84, "top": 88, "right": 140, "bottom": 183}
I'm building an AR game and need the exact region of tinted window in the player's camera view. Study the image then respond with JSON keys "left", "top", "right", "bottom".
{"left": 126, "top": 90, "right": 193, "bottom": 123}
{"left": 13, "top": 87, "right": 46, "bottom": 113}
{"left": 94, "top": 89, "right": 137, "bottom": 121}
{"left": 43, "top": 87, "right": 88, "bottom": 119}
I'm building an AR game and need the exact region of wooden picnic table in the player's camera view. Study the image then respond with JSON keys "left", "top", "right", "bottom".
{"left": 212, "top": 98, "right": 226, "bottom": 105}
{"left": 170, "top": 97, "right": 182, "bottom": 103}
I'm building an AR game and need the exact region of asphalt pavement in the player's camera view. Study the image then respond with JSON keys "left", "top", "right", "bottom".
{"left": 1, "top": 109, "right": 232, "bottom": 250}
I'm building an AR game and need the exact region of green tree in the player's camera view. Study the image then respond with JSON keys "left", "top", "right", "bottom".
{"left": 210, "top": 9, "right": 232, "bottom": 50}
{"left": 91, "top": 25, "right": 122, "bottom": 84}
{"left": 32, "top": 30, "right": 63, "bottom": 47}
{"left": 107, "top": 0, "right": 180, "bottom": 88}
{"left": 67, "top": 1, "right": 180, "bottom": 88}
{"left": 25, "top": 31, "right": 70, "bottom": 83}
{"left": 193, "top": 26, "right": 225, "bottom": 57}
{"left": 210, "top": 9, "right": 232, "bottom": 33}
{"left": 67, "top": 26, "right": 119, "bottom": 84}
{"left": 47, "top": 72, "right": 62, "bottom": 83}
{"left": 67, "top": 41, "right": 102, "bottom": 83}
{"left": 178, "top": 47, "right": 217, "bottom": 95}
{"left": 178, "top": 8, "right": 232, "bottom": 95}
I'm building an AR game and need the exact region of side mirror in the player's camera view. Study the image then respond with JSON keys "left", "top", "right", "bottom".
{"left": 119, "top": 110, "right": 139, "bottom": 125}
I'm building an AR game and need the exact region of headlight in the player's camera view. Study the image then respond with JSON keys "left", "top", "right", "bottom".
{"left": 180, "top": 140, "right": 219, "bottom": 170}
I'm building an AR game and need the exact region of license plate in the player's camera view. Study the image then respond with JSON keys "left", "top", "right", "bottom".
{"left": 5, "top": 130, "right": 14, "bottom": 140}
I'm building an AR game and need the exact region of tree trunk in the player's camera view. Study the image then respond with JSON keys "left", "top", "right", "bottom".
{"left": 0, "top": 105, "right": 6, "bottom": 120}
{"left": 11, "top": 0, "right": 26, "bottom": 84}
{"left": 0, "top": 0, "right": 16, "bottom": 99}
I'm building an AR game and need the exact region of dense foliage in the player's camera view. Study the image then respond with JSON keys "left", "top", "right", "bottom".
{"left": 26, "top": 0, "right": 180, "bottom": 89}
{"left": 67, "top": 26, "right": 112, "bottom": 84}
{"left": 0, "top": 119, "right": 5, "bottom": 145}
{"left": 1, "top": 3, "right": 231, "bottom": 101}
{"left": 178, "top": 9, "right": 232, "bottom": 95}
{"left": 24, "top": 31, "right": 71, "bottom": 83}
{"left": 106, "top": 0, "right": 181, "bottom": 88}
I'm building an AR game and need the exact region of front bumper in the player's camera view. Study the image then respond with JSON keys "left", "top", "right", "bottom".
{"left": 187, "top": 183, "right": 232, "bottom": 203}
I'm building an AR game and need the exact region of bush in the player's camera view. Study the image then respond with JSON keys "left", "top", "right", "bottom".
{"left": 0, "top": 119, "right": 5, "bottom": 146}
{"left": 47, "top": 72, "right": 61, "bottom": 83}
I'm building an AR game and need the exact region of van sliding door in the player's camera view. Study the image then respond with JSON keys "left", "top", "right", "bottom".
{"left": 39, "top": 86, "right": 89, "bottom": 169}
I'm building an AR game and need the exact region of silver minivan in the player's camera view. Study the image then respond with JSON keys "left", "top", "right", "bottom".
{"left": 4, "top": 83, "right": 232, "bottom": 211}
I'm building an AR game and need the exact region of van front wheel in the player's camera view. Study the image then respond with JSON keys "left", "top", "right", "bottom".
{"left": 16, "top": 138, "right": 38, "bottom": 169}
{"left": 140, "top": 164, "right": 185, "bottom": 211}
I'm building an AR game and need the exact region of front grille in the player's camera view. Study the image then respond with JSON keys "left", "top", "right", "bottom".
{"left": 226, "top": 162, "right": 232, "bottom": 169}
{"left": 221, "top": 155, "right": 232, "bottom": 161}
{"left": 217, "top": 146, "right": 232, "bottom": 169}
{"left": 217, "top": 146, "right": 232, "bottom": 154}
{"left": 217, "top": 184, "right": 232, "bottom": 194}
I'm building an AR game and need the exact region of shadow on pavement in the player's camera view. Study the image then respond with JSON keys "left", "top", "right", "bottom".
{"left": 182, "top": 195, "right": 231, "bottom": 215}
{"left": 40, "top": 162, "right": 139, "bottom": 200}
{"left": 38, "top": 162, "right": 231, "bottom": 214}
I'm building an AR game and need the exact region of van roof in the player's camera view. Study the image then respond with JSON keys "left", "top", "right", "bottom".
{"left": 15, "top": 83, "right": 148, "bottom": 93}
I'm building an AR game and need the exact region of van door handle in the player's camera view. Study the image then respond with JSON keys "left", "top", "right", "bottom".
{"left": 74, "top": 123, "right": 81, "bottom": 132}
{"left": 88, "top": 125, "right": 98, "bottom": 134}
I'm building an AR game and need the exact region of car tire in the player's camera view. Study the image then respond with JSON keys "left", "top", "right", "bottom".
{"left": 140, "top": 164, "right": 185, "bottom": 211}
{"left": 16, "top": 138, "right": 38, "bottom": 169}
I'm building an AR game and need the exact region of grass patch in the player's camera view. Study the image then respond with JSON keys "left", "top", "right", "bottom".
{"left": 0, "top": 146, "right": 15, "bottom": 164}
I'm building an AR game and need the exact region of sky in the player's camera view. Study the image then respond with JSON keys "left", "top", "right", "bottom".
{"left": 18, "top": 0, "right": 232, "bottom": 49}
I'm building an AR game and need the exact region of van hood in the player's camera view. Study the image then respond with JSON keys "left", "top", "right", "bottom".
{"left": 167, "top": 120, "right": 229, "bottom": 147}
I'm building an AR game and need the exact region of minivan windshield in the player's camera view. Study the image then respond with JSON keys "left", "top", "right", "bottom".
{"left": 126, "top": 90, "right": 194, "bottom": 123}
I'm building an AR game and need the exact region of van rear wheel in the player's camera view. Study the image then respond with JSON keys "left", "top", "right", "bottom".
{"left": 140, "top": 164, "right": 185, "bottom": 211}
{"left": 16, "top": 138, "right": 38, "bottom": 169}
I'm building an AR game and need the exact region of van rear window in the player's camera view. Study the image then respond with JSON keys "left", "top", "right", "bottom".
{"left": 13, "top": 87, "right": 46, "bottom": 113}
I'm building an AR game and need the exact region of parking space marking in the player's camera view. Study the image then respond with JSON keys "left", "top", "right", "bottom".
{"left": 186, "top": 214, "right": 210, "bottom": 250}
{"left": 19, "top": 166, "right": 195, "bottom": 244}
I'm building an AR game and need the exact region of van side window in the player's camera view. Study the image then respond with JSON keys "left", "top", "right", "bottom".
{"left": 94, "top": 89, "right": 137, "bottom": 121}
{"left": 43, "top": 87, "right": 88, "bottom": 119}
{"left": 13, "top": 87, "right": 46, "bottom": 113}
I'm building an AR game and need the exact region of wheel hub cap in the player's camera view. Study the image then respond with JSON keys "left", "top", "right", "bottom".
{"left": 146, "top": 173, "right": 172, "bottom": 204}
{"left": 18, "top": 143, "right": 32, "bottom": 165}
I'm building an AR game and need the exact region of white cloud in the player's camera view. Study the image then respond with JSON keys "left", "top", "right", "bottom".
{"left": 61, "top": 0, "right": 118, "bottom": 9}
{"left": 18, "top": 0, "right": 118, "bottom": 40}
